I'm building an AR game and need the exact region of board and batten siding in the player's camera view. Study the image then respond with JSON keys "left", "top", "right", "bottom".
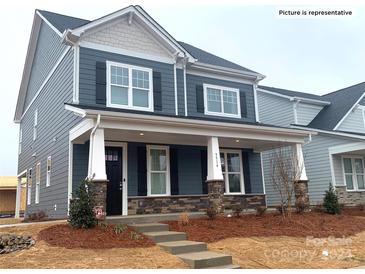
{"left": 24, "top": 21, "right": 68, "bottom": 108}
{"left": 257, "top": 91, "right": 294, "bottom": 127}
{"left": 337, "top": 107, "right": 365, "bottom": 134}
{"left": 296, "top": 103, "right": 324, "bottom": 126}
{"left": 78, "top": 47, "right": 176, "bottom": 115}
{"left": 18, "top": 49, "right": 82, "bottom": 218}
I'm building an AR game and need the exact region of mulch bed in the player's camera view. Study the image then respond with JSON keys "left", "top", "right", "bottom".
{"left": 163, "top": 212, "right": 365, "bottom": 243}
{"left": 38, "top": 224, "right": 155, "bottom": 249}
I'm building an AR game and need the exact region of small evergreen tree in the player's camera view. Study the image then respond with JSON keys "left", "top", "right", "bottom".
{"left": 323, "top": 183, "right": 341, "bottom": 215}
{"left": 68, "top": 179, "right": 96, "bottom": 228}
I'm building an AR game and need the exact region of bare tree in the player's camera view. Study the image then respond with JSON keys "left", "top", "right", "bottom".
{"left": 270, "top": 146, "right": 303, "bottom": 218}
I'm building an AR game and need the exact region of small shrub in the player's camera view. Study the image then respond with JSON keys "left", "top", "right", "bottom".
{"left": 130, "top": 231, "right": 141, "bottom": 240}
{"left": 323, "top": 183, "right": 341, "bottom": 215}
{"left": 255, "top": 206, "right": 267, "bottom": 217}
{"left": 295, "top": 199, "right": 309, "bottom": 214}
{"left": 68, "top": 180, "right": 97, "bottom": 229}
{"left": 114, "top": 224, "right": 127, "bottom": 234}
{"left": 206, "top": 206, "right": 218, "bottom": 219}
{"left": 178, "top": 212, "right": 189, "bottom": 226}
{"left": 98, "top": 222, "right": 108, "bottom": 230}
{"left": 232, "top": 204, "right": 243, "bottom": 218}
{"left": 26, "top": 210, "right": 48, "bottom": 221}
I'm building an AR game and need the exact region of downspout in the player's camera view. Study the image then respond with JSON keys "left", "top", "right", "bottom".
{"left": 88, "top": 114, "right": 101, "bottom": 179}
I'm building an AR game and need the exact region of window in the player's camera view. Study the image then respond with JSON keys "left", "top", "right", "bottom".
{"left": 27, "top": 169, "right": 32, "bottom": 205}
{"left": 33, "top": 109, "right": 38, "bottom": 141}
{"left": 46, "top": 156, "right": 51, "bottom": 187}
{"left": 35, "top": 163, "right": 41, "bottom": 204}
{"left": 204, "top": 84, "right": 241, "bottom": 118}
{"left": 18, "top": 127, "right": 22, "bottom": 154}
{"left": 107, "top": 61, "right": 153, "bottom": 111}
{"left": 220, "top": 150, "right": 244, "bottom": 194}
{"left": 147, "top": 145, "right": 170, "bottom": 196}
{"left": 343, "top": 157, "right": 365, "bottom": 191}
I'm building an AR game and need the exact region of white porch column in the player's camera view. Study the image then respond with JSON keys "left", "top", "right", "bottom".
{"left": 88, "top": 128, "right": 107, "bottom": 181}
{"left": 207, "top": 136, "right": 223, "bottom": 181}
{"left": 294, "top": 143, "right": 307, "bottom": 181}
{"left": 15, "top": 177, "right": 22, "bottom": 218}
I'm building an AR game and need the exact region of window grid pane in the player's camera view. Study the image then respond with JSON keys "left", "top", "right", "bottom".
{"left": 223, "top": 90, "right": 238, "bottom": 114}
{"left": 132, "top": 69, "right": 149, "bottom": 89}
{"left": 207, "top": 88, "right": 222, "bottom": 113}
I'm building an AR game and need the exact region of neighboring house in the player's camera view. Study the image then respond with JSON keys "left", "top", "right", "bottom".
{"left": 0, "top": 176, "right": 26, "bottom": 216}
{"left": 258, "top": 83, "right": 365, "bottom": 206}
{"left": 14, "top": 5, "right": 311, "bottom": 219}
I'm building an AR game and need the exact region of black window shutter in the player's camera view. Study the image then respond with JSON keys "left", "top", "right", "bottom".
{"left": 196, "top": 85, "right": 204, "bottom": 113}
{"left": 95, "top": 61, "right": 107, "bottom": 105}
{"left": 242, "top": 150, "right": 251, "bottom": 194}
{"left": 170, "top": 148, "right": 179, "bottom": 195}
{"left": 240, "top": 91, "right": 247, "bottom": 118}
{"left": 137, "top": 146, "right": 147, "bottom": 196}
{"left": 201, "top": 149, "right": 208, "bottom": 194}
{"left": 153, "top": 71, "right": 162, "bottom": 111}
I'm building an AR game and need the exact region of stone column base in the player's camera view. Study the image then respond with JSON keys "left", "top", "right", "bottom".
{"left": 207, "top": 180, "right": 225, "bottom": 214}
{"left": 294, "top": 180, "right": 310, "bottom": 209}
{"left": 90, "top": 180, "right": 107, "bottom": 218}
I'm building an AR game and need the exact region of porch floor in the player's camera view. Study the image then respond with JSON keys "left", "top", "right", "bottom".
{"left": 104, "top": 212, "right": 206, "bottom": 224}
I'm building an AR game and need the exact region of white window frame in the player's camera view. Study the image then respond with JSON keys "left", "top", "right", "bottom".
{"left": 220, "top": 149, "right": 245, "bottom": 195}
{"left": 106, "top": 61, "right": 154, "bottom": 112}
{"left": 35, "top": 162, "right": 41, "bottom": 204}
{"left": 18, "top": 127, "right": 22, "bottom": 155}
{"left": 147, "top": 145, "right": 170, "bottom": 197}
{"left": 46, "top": 156, "right": 51, "bottom": 187}
{"left": 342, "top": 155, "right": 365, "bottom": 192}
{"left": 33, "top": 109, "right": 38, "bottom": 141}
{"left": 203, "top": 83, "right": 241, "bottom": 118}
{"left": 27, "top": 168, "right": 32, "bottom": 205}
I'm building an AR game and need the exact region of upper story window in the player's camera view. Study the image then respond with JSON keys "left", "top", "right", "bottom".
{"left": 203, "top": 84, "right": 241, "bottom": 118}
{"left": 106, "top": 61, "right": 153, "bottom": 112}
{"left": 18, "top": 127, "right": 22, "bottom": 155}
{"left": 33, "top": 109, "right": 38, "bottom": 141}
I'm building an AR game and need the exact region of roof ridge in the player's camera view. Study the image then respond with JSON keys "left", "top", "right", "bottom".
{"left": 322, "top": 81, "right": 365, "bottom": 97}
{"left": 37, "top": 9, "right": 90, "bottom": 22}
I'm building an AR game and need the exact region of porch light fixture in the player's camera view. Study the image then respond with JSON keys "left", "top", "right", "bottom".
{"left": 235, "top": 139, "right": 240, "bottom": 143}
{"left": 139, "top": 132, "right": 144, "bottom": 136}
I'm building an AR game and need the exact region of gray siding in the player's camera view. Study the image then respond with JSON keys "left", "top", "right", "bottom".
{"left": 296, "top": 103, "right": 323, "bottom": 126}
{"left": 79, "top": 47, "right": 176, "bottom": 115}
{"left": 186, "top": 74, "right": 256, "bottom": 123}
{"left": 24, "top": 21, "right": 67, "bottom": 108}
{"left": 257, "top": 91, "right": 295, "bottom": 126}
{"left": 18, "top": 49, "right": 81, "bottom": 218}
{"left": 337, "top": 107, "right": 365, "bottom": 134}
{"left": 176, "top": 68, "right": 185, "bottom": 116}
{"left": 72, "top": 143, "right": 89, "bottom": 193}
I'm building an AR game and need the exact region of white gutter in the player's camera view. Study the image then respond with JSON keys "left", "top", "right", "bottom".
{"left": 291, "top": 125, "right": 365, "bottom": 141}
{"left": 87, "top": 114, "right": 101, "bottom": 179}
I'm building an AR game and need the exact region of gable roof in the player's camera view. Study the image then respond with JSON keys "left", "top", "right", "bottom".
{"left": 259, "top": 85, "right": 325, "bottom": 101}
{"left": 37, "top": 10, "right": 90, "bottom": 33}
{"left": 308, "top": 82, "right": 365, "bottom": 131}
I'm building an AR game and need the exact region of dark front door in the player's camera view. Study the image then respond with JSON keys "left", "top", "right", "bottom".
{"left": 105, "top": 147, "right": 123, "bottom": 215}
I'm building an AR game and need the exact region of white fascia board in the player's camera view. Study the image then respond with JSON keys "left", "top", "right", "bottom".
{"left": 65, "top": 104, "right": 86, "bottom": 118}
{"left": 257, "top": 88, "right": 330, "bottom": 106}
{"left": 334, "top": 92, "right": 365, "bottom": 130}
{"left": 36, "top": 10, "right": 63, "bottom": 37}
{"left": 186, "top": 69, "right": 256, "bottom": 86}
{"left": 69, "top": 118, "right": 94, "bottom": 141}
{"left": 328, "top": 142, "right": 365, "bottom": 155}
{"left": 291, "top": 125, "right": 365, "bottom": 141}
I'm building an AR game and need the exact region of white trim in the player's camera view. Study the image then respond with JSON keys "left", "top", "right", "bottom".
{"left": 106, "top": 60, "right": 154, "bottom": 112}
{"left": 361, "top": 109, "right": 365, "bottom": 130}
{"left": 73, "top": 44, "right": 80, "bottom": 104}
{"left": 186, "top": 70, "right": 255, "bottom": 86}
{"left": 253, "top": 84, "right": 260, "bottom": 122}
{"left": 293, "top": 100, "right": 299, "bottom": 124}
{"left": 203, "top": 83, "right": 241, "bottom": 119}
{"left": 173, "top": 63, "right": 178, "bottom": 115}
{"left": 259, "top": 152, "right": 267, "bottom": 206}
{"left": 20, "top": 47, "right": 71, "bottom": 121}
{"left": 35, "top": 162, "right": 41, "bottom": 204}
{"left": 147, "top": 145, "right": 171, "bottom": 197}
{"left": 183, "top": 63, "right": 188, "bottom": 116}
{"left": 46, "top": 156, "right": 51, "bottom": 187}
{"left": 17, "top": 169, "right": 27, "bottom": 178}
{"left": 18, "top": 127, "right": 22, "bottom": 155}
{"left": 27, "top": 168, "right": 32, "bottom": 206}
{"left": 105, "top": 142, "right": 128, "bottom": 216}
{"left": 69, "top": 118, "right": 94, "bottom": 142}
{"left": 33, "top": 109, "right": 38, "bottom": 141}
{"left": 291, "top": 125, "right": 365, "bottom": 141}
{"left": 329, "top": 142, "right": 365, "bottom": 155}
{"left": 329, "top": 153, "right": 336, "bottom": 186}
{"left": 79, "top": 41, "right": 175, "bottom": 64}
{"left": 220, "top": 149, "right": 245, "bottom": 195}
{"left": 67, "top": 139, "right": 73, "bottom": 214}
{"left": 65, "top": 104, "right": 86, "bottom": 118}
{"left": 334, "top": 92, "right": 365, "bottom": 130}
{"left": 341, "top": 155, "right": 365, "bottom": 191}
{"left": 257, "top": 88, "right": 331, "bottom": 106}
{"left": 36, "top": 10, "right": 63, "bottom": 37}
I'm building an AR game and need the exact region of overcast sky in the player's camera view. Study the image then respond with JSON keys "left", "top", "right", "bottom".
{"left": 0, "top": 0, "right": 364, "bottom": 175}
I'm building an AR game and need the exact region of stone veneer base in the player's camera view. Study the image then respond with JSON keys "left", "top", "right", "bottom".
{"left": 336, "top": 186, "right": 365, "bottom": 206}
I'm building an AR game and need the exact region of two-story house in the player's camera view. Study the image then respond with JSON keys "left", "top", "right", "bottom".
{"left": 258, "top": 83, "right": 365, "bottom": 207}
{"left": 14, "top": 6, "right": 311, "bottom": 219}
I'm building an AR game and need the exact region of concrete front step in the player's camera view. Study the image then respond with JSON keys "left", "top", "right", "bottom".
{"left": 177, "top": 251, "right": 232, "bottom": 269}
{"left": 129, "top": 223, "right": 169, "bottom": 233}
{"left": 158, "top": 240, "right": 207, "bottom": 254}
{"left": 204, "top": 264, "right": 241, "bottom": 269}
{"left": 144, "top": 231, "right": 187, "bottom": 243}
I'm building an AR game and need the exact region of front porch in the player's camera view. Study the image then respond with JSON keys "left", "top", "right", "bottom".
{"left": 68, "top": 109, "right": 312, "bottom": 216}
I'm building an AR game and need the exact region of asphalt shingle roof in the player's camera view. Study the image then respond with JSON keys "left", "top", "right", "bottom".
{"left": 37, "top": 9, "right": 259, "bottom": 74}
{"left": 258, "top": 85, "right": 325, "bottom": 101}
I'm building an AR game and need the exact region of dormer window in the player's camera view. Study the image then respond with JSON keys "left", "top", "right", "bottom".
{"left": 106, "top": 61, "right": 153, "bottom": 112}
{"left": 203, "top": 84, "right": 241, "bottom": 118}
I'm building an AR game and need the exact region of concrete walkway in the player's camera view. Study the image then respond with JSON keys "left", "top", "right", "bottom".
{"left": 0, "top": 219, "right": 66, "bottom": 229}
